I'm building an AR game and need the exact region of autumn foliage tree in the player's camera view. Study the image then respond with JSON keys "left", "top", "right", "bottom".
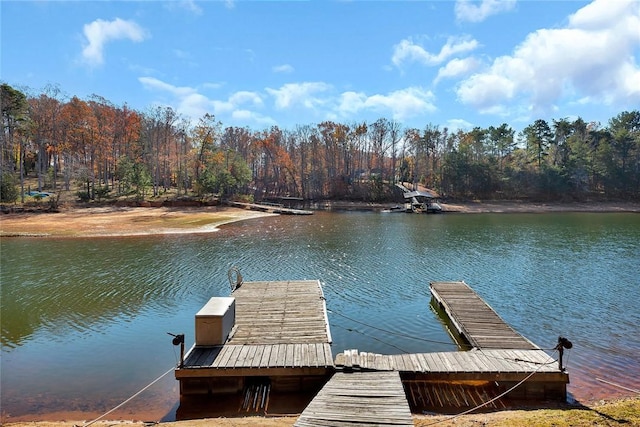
{"left": 1, "top": 82, "right": 638, "bottom": 205}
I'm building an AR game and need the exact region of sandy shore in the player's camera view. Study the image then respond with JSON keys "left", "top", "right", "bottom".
{"left": 2, "top": 397, "right": 639, "bottom": 427}
{"left": 1, "top": 202, "right": 638, "bottom": 238}
{"left": 441, "top": 200, "right": 640, "bottom": 214}
{"left": 0, "top": 206, "right": 277, "bottom": 237}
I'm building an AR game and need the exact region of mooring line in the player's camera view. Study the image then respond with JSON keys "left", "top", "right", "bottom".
{"left": 596, "top": 378, "right": 640, "bottom": 394}
{"left": 79, "top": 366, "right": 175, "bottom": 427}
{"left": 421, "top": 358, "right": 552, "bottom": 426}
{"left": 327, "top": 309, "right": 459, "bottom": 347}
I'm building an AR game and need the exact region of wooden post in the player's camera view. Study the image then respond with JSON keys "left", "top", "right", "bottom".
{"left": 555, "top": 336, "right": 572, "bottom": 372}
{"left": 169, "top": 333, "right": 185, "bottom": 368}
{"left": 179, "top": 337, "right": 185, "bottom": 368}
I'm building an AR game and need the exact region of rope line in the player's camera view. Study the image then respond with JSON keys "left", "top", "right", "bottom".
{"left": 80, "top": 366, "right": 175, "bottom": 427}
{"left": 596, "top": 378, "right": 640, "bottom": 394}
{"left": 421, "top": 352, "right": 556, "bottom": 426}
{"left": 328, "top": 309, "right": 459, "bottom": 347}
{"left": 332, "top": 322, "right": 410, "bottom": 353}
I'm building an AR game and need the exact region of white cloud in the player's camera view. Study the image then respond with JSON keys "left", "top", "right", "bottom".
{"left": 202, "top": 82, "right": 224, "bottom": 90}
{"left": 434, "top": 57, "right": 480, "bottom": 84}
{"left": 266, "top": 82, "right": 332, "bottom": 110}
{"left": 229, "top": 91, "right": 263, "bottom": 107}
{"left": 139, "top": 77, "right": 195, "bottom": 97}
{"left": 180, "top": 0, "right": 203, "bottom": 15}
{"left": 456, "top": 0, "right": 640, "bottom": 114}
{"left": 392, "top": 36, "right": 479, "bottom": 68}
{"left": 337, "top": 87, "right": 436, "bottom": 121}
{"left": 81, "top": 18, "right": 147, "bottom": 66}
{"left": 231, "top": 110, "right": 275, "bottom": 126}
{"left": 446, "top": 118, "right": 474, "bottom": 132}
{"left": 173, "top": 49, "right": 191, "bottom": 60}
{"left": 568, "top": 0, "right": 633, "bottom": 30}
{"left": 164, "top": 1, "right": 203, "bottom": 15}
{"left": 138, "top": 77, "right": 272, "bottom": 125}
{"left": 273, "top": 64, "right": 295, "bottom": 73}
{"left": 455, "top": 0, "right": 516, "bottom": 23}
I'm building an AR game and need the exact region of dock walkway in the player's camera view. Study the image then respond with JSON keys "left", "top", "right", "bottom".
{"left": 334, "top": 348, "right": 559, "bottom": 379}
{"left": 430, "top": 281, "right": 538, "bottom": 350}
{"left": 295, "top": 371, "right": 413, "bottom": 427}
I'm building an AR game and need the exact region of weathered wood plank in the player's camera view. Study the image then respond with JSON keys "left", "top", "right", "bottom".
{"left": 230, "top": 280, "right": 332, "bottom": 346}
{"left": 430, "top": 281, "right": 538, "bottom": 350}
{"left": 295, "top": 371, "right": 413, "bottom": 427}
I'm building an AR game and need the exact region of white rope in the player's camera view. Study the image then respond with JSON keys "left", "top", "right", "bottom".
{"left": 80, "top": 366, "right": 175, "bottom": 427}
{"left": 596, "top": 378, "right": 640, "bottom": 394}
{"left": 422, "top": 352, "right": 558, "bottom": 426}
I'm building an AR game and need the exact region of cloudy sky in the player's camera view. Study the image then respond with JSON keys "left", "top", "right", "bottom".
{"left": 2, "top": 0, "right": 639, "bottom": 131}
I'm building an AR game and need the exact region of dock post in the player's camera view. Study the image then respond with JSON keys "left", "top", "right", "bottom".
{"left": 555, "top": 336, "right": 573, "bottom": 372}
{"left": 169, "top": 333, "right": 185, "bottom": 368}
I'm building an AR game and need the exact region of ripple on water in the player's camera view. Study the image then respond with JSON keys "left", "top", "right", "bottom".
{"left": 1, "top": 212, "right": 639, "bottom": 419}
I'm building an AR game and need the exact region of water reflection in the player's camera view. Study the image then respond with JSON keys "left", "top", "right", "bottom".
{"left": 1, "top": 212, "right": 639, "bottom": 420}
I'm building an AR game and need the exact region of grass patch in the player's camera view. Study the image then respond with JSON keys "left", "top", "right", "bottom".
{"left": 414, "top": 398, "right": 640, "bottom": 426}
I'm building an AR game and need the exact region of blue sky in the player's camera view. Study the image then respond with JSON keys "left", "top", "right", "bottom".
{"left": 2, "top": 0, "right": 639, "bottom": 132}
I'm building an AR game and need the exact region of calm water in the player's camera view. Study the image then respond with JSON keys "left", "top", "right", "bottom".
{"left": 1, "top": 212, "right": 639, "bottom": 421}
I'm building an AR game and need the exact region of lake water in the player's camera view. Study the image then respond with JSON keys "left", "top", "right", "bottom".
{"left": 1, "top": 211, "right": 639, "bottom": 421}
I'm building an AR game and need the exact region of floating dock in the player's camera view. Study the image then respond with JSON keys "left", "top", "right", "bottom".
{"left": 175, "top": 279, "right": 569, "bottom": 421}
{"left": 430, "top": 281, "right": 538, "bottom": 350}
{"left": 175, "top": 280, "right": 333, "bottom": 417}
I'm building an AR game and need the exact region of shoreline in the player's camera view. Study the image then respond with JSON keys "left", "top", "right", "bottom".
{"left": 441, "top": 200, "right": 640, "bottom": 214}
{"left": 0, "top": 206, "right": 277, "bottom": 238}
{"left": 2, "top": 397, "right": 638, "bottom": 427}
{"left": 1, "top": 201, "right": 638, "bottom": 238}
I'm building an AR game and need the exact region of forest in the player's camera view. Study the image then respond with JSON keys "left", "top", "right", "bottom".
{"left": 1, "top": 82, "right": 639, "bottom": 206}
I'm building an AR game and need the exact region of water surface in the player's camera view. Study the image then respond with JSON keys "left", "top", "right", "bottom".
{"left": 2, "top": 212, "right": 639, "bottom": 421}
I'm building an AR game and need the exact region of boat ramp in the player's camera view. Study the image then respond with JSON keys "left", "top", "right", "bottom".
{"left": 174, "top": 279, "right": 569, "bottom": 423}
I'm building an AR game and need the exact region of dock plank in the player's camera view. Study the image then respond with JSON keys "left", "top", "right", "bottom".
{"left": 230, "top": 280, "right": 332, "bottom": 345}
{"left": 333, "top": 349, "right": 560, "bottom": 375}
{"left": 178, "top": 280, "right": 335, "bottom": 373}
{"left": 430, "top": 281, "right": 538, "bottom": 350}
{"left": 295, "top": 371, "right": 413, "bottom": 427}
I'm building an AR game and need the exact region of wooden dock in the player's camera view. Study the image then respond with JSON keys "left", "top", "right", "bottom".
{"left": 177, "top": 281, "right": 333, "bottom": 375}
{"left": 226, "top": 200, "right": 313, "bottom": 215}
{"left": 176, "top": 279, "right": 569, "bottom": 419}
{"left": 231, "top": 280, "right": 331, "bottom": 345}
{"left": 175, "top": 280, "right": 334, "bottom": 411}
{"left": 430, "top": 281, "right": 538, "bottom": 350}
{"left": 295, "top": 371, "right": 413, "bottom": 427}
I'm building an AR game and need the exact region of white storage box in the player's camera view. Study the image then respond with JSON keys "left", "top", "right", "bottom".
{"left": 195, "top": 297, "right": 235, "bottom": 345}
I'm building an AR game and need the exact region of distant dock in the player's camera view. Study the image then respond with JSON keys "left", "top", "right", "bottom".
{"left": 226, "top": 200, "right": 313, "bottom": 215}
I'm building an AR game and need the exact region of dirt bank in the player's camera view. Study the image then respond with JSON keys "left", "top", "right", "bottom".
{"left": 441, "top": 200, "right": 640, "bottom": 213}
{"left": 2, "top": 202, "right": 638, "bottom": 238}
{"left": 3, "top": 397, "right": 639, "bottom": 427}
{"left": 0, "top": 206, "right": 276, "bottom": 237}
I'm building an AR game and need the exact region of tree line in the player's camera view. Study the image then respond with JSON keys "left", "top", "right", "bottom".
{"left": 1, "top": 83, "right": 639, "bottom": 205}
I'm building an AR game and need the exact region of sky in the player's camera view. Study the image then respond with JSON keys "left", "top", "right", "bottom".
{"left": 1, "top": 0, "right": 639, "bottom": 133}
